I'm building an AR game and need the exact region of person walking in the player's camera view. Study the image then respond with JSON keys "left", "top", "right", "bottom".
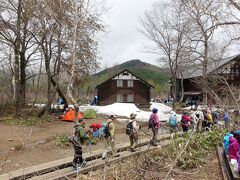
{"left": 89, "top": 122, "right": 102, "bottom": 138}
{"left": 69, "top": 118, "right": 88, "bottom": 170}
{"left": 126, "top": 113, "right": 140, "bottom": 152}
{"left": 169, "top": 111, "right": 178, "bottom": 139}
{"left": 102, "top": 115, "right": 120, "bottom": 160}
{"left": 148, "top": 108, "right": 160, "bottom": 146}
{"left": 224, "top": 109, "right": 230, "bottom": 129}
{"left": 195, "top": 107, "right": 204, "bottom": 132}
{"left": 181, "top": 112, "right": 190, "bottom": 133}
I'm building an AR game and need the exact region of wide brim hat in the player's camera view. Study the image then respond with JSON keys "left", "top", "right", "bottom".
{"left": 130, "top": 113, "right": 137, "bottom": 119}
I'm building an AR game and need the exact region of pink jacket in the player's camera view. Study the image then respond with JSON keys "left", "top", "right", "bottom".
{"left": 151, "top": 113, "right": 160, "bottom": 128}
{"left": 229, "top": 137, "right": 240, "bottom": 160}
{"left": 181, "top": 115, "right": 191, "bottom": 127}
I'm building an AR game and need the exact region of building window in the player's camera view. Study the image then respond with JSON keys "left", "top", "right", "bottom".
{"left": 117, "top": 80, "right": 123, "bottom": 87}
{"left": 128, "top": 80, "right": 134, "bottom": 87}
{"left": 127, "top": 94, "right": 134, "bottom": 102}
{"left": 117, "top": 94, "right": 123, "bottom": 102}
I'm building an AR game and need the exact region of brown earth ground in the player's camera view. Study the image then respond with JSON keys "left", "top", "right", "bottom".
{"left": 0, "top": 117, "right": 222, "bottom": 179}
{"left": 0, "top": 117, "right": 151, "bottom": 174}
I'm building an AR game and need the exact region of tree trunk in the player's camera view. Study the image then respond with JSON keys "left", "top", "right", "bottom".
{"left": 45, "top": 57, "right": 52, "bottom": 109}
{"left": 171, "top": 76, "right": 177, "bottom": 110}
{"left": 20, "top": 51, "right": 26, "bottom": 106}
{"left": 32, "top": 56, "right": 43, "bottom": 107}
{"left": 14, "top": 0, "right": 22, "bottom": 117}
{"left": 50, "top": 76, "right": 68, "bottom": 110}
{"left": 180, "top": 74, "right": 184, "bottom": 102}
{"left": 202, "top": 41, "right": 208, "bottom": 104}
{"left": 14, "top": 48, "right": 20, "bottom": 117}
{"left": 38, "top": 88, "right": 57, "bottom": 118}
{"left": 54, "top": 25, "right": 68, "bottom": 110}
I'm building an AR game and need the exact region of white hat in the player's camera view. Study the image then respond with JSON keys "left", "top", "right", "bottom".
{"left": 170, "top": 111, "right": 176, "bottom": 116}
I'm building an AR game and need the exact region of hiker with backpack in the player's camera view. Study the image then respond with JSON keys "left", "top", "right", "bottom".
{"left": 194, "top": 107, "right": 204, "bottom": 132}
{"left": 102, "top": 115, "right": 120, "bottom": 160}
{"left": 89, "top": 122, "right": 102, "bottom": 138}
{"left": 205, "top": 110, "right": 213, "bottom": 131}
{"left": 181, "top": 112, "right": 191, "bottom": 133}
{"left": 212, "top": 111, "right": 219, "bottom": 126}
{"left": 169, "top": 111, "right": 177, "bottom": 139}
{"left": 69, "top": 118, "right": 88, "bottom": 170}
{"left": 224, "top": 109, "right": 230, "bottom": 128}
{"left": 148, "top": 108, "right": 160, "bottom": 146}
{"left": 126, "top": 113, "right": 140, "bottom": 152}
{"left": 224, "top": 131, "right": 233, "bottom": 155}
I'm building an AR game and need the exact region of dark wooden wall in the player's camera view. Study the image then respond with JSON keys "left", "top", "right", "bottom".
{"left": 97, "top": 79, "right": 151, "bottom": 105}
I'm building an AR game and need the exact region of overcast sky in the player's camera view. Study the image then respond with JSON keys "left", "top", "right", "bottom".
{"left": 98, "top": 0, "right": 158, "bottom": 70}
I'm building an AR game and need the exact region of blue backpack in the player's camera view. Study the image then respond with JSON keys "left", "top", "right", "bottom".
{"left": 169, "top": 115, "right": 177, "bottom": 127}
{"left": 100, "top": 122, "right": 110, "bottom": 138}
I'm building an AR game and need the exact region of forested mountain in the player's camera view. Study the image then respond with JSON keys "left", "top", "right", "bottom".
{"left": 94, "top": 59, "right": 170, "bottom": 94}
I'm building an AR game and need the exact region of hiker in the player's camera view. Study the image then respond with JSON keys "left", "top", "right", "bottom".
{"left": 224, "top": 109, "right": 229, "bottom": 128}
{"left": 57, "top": 97, "right": 65, "bottom": 105}
{"left": 102, "top": 115, "right": 120, "bottom": 160}
{"left": 169, "top": 111, "right": 178, "bottom": 139}
{"left": 212, "top": 111, "right": 219, "bottom": 126}
{"left": 228, "top": 130, "right": 240, "bottom": 161}
{"left": 91, "top": 95, "right": 98, "bottom": 105}
{"left": 148, "top": 108, "right": 160, "bottom": 146}
{"left": 126, "top": 113, "right": 140, "bottom": 152}
{"left": 194, "top": 107, "right": 204, "bottom": 132}
{"left": 205, "top": 110, "right": 213, "bottom": 131}
{"left": 224, "top": 132, "right": 233, "bottom": 155}
{"left": 181, "top": 112, "right": 190, "bottom": 133}
{"left": 189, "top": 111, "right": 197, "bottom": 131}
{"left": 69, "top": 118, "right": 88, "bottom": 170}
{"left": 202, "top": 109, "right": 208, "bottom": 131}
{"left": 89, "top": 122, "right": 102, "bottom": 138}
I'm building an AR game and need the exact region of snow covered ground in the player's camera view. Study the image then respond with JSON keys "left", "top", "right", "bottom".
{"left": 33, "top": 102, "right": 181, "bottom": 122}
{"left": 80, "top": 102, "right": 181, "bottom": 122}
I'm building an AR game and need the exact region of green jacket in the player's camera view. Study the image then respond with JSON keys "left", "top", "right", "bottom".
{"left": 74, "top": 122, "right": 87, "bottom": 144}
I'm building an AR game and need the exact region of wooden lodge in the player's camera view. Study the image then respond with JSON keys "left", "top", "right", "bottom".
{"left": 95, "top": 69, "right": 154, "bottom": 105}
{"left": 175, "top": 55, "right": 240, "bottom": 102}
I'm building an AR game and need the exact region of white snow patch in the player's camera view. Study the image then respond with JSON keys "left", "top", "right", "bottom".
{"left": 150, "top": 102, "right": 172, "bottom": 113}
{"left": 97, "top": 103, "right": 141, "bottom": 117}
{"left": 33, "top": 102, "right": 182, "bottom": 122}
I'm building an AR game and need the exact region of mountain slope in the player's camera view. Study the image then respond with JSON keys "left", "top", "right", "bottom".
{"left": 95, "top": 59, "right": 170, "bottom": 87}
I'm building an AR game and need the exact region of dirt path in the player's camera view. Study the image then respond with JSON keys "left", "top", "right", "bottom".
{"left": 0, "top": 118, "right": 156, "bottom": 174}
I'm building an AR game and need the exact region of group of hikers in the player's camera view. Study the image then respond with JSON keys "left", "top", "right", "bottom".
{"left": 168, "top": 106, "right": 231, "bottom": 138}
{"left": 68, "top": 108, "right": 161, "bottom": 170}
{"left": 68, "top": 104, "right": 238, "bottom": 171}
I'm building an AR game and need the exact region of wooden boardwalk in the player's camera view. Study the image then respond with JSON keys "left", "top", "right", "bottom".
{"left": 0, "top": 133, "right": 173, "bottom": 180}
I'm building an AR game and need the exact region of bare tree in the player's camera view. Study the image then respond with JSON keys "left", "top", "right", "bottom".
{"left": 63, "top": 0, "right": 105, "bottom": 122}
{"left": 179, "top": 0, "right": 234, "bottom": 103}
{"left": 0, "top": 0, "right": 39, "bottom": 115}
{"left": 140, "top": 1, "right": 192, "bottom": 108}
{"left": 33, "top": 0, "right": 105, "bottom": 118}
